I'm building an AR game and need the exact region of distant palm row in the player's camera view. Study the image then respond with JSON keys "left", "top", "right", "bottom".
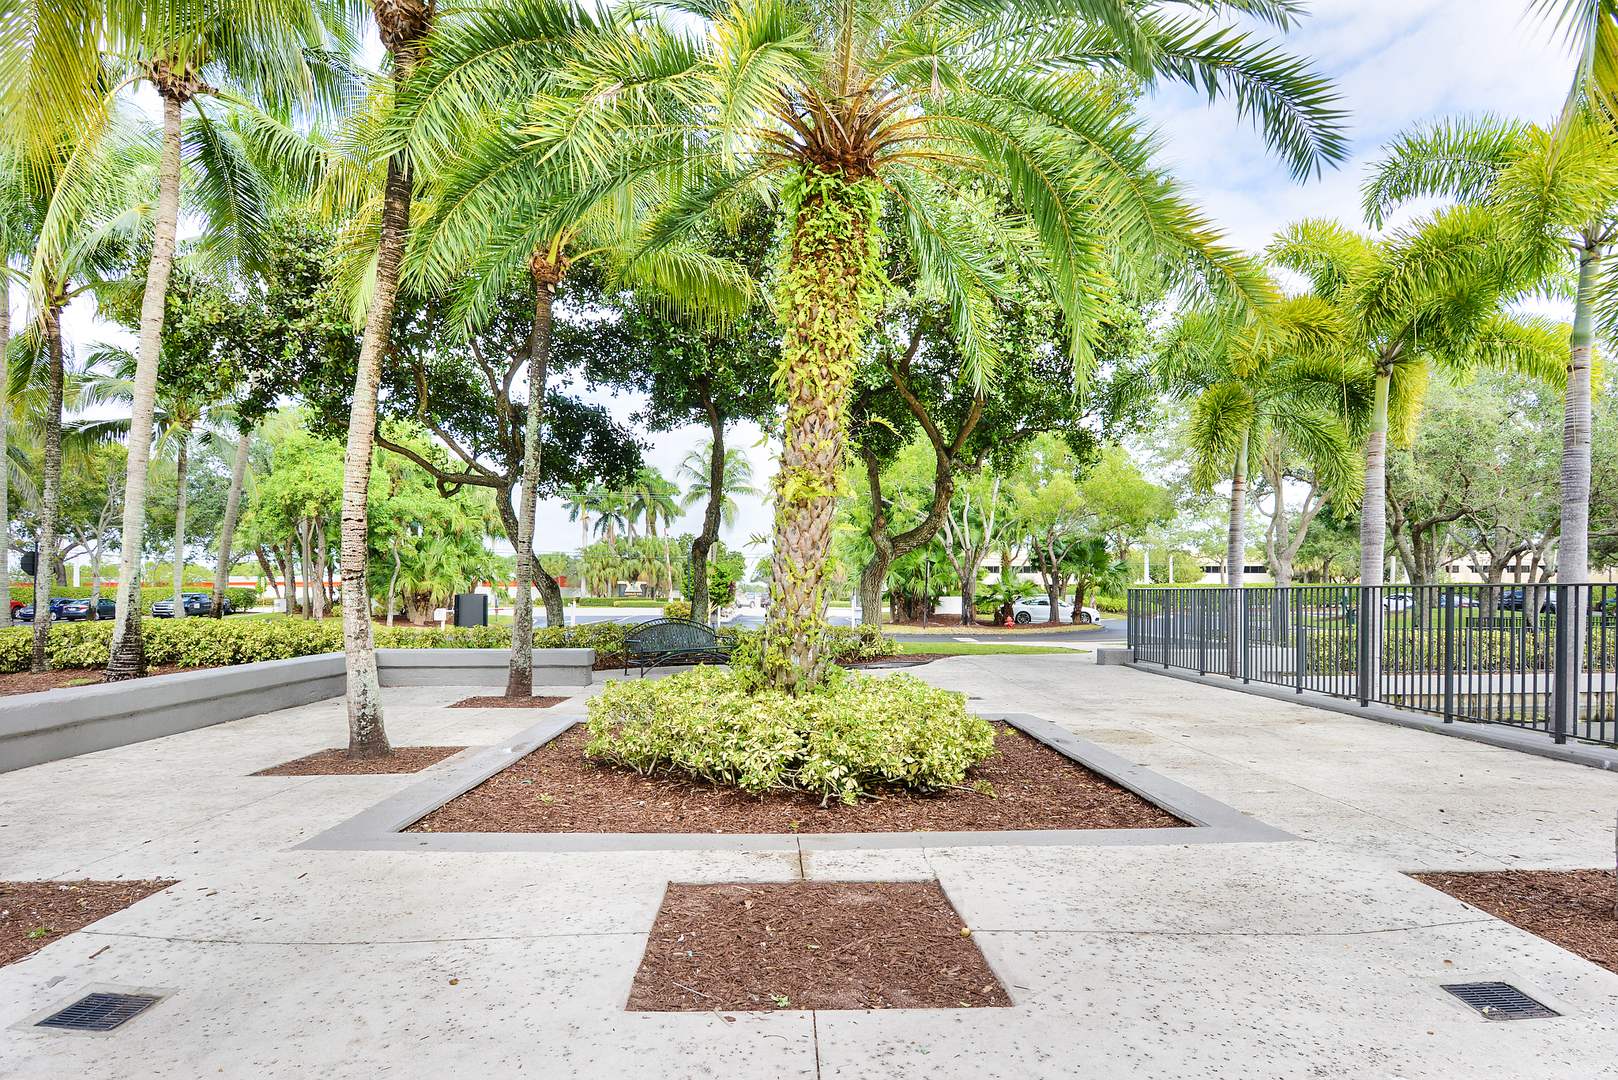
{"left": 0, "top": 1, "right": 1610, "bottom": 756}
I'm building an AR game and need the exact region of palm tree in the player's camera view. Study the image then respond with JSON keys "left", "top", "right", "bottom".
{"left": 1362, "top": 112, "right": 1618, "bottom": 586}
{"left": 420, "top": 0, "right": 1345, "bottom": 690}
{"left": 626, "top": 467, "right": 681, "bottom": 599}
{"left": 680, "top": 439, "right": 758, "bottom": 622}
{"left": 1268, "top": 212, "right": 1569, "bottom": 692}
{"left": 590, "top": 494, "right": 631, "bottom": 555}
{"left": 1534, "top": 1, "right": 1618, "bottom": 116}
{"left": 563, "top": 486, "right": 599, "bottom": 554}
{"left": 0, "top": 0, "right": 358, "bottom": 679}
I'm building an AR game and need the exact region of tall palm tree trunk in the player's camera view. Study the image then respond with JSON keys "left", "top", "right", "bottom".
{"left": 689, "top": 394, "right": 723, "bottom": 624}
{"left": 30, "top": 304, "right": 64, "bottom": 673}
{"left": 764, "top": 170, "right": 883, "bottom": 693}
{"left": 107, "top": 89, "right": 184, "bottom": 680}
{"left": 0, "top": 279, "right": 9, "bottom": 628}
{"left": 170, "top": 428, "right": 190, "bottom": 619}
{"left": 1225, "top": 429, "right": 1248, "bottom": 676}
{"left": 211, "top": 429, "right": 250, "bottom": 617}
{"left": 338, "top": 12, "right": 430, "bottom": 756}
{"left": 1357, "top": 368, "right": 1392, "bottom": 699}
{"left": 1559, "top": 246, "right": 1598, "bottom": 585}
{"left": 506, "top": 257, "right": 558, "bottom": 697}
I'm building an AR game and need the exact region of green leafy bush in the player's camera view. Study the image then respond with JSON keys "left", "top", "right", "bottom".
{"left": 573, "top": 597, "right": 665, "bottom": 608}
{"left": 663, "top": 598, "right": 693, "bottom": 621}
{"left": 0, "top": 616, "right": 631, "bottom": 673}
{"left": 585, "top": 666, "right": 994, "bottom": 803}
{"left": 1299, "top": 626, "right": 1616, "bottom": 674}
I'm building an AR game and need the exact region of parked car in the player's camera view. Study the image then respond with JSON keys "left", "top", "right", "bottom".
{"left": 1382, "top": 592, "right": 1415, "bottom": 612}
{"left": 150, "top": 593, "right": 234, "bottom": 617}
{"left": 14, "top": 598, "right": 71, "bottom": 622}
{"left": 1435, "top": 593, "right": 1478, "bottom": 608}
{"left": 1498, "top": 588, "right": 1556, "bottom": 614}
{"left": 57, "top": 597, "right": 117, "bottom": 621}
{"left": 1011, "top": 597, "right": 1101, "bottom": 625}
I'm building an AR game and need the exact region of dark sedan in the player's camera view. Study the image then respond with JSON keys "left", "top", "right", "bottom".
{"left": 14, "top": 598, "right": 71, "bottom": 622}
{"left": 150, "top": 593, "right": 234, "bottom": 617}
{"left": 58, "top": 597, "right": 117, "bottom": 621}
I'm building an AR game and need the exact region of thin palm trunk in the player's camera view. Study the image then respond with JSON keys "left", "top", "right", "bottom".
{"left": 107, "top": 90, "right": 184, "bottom": 679}
{"left": 0, "top": 279, "right": 9, "bottom": 628}
{"left": 299, "top": 521, "right": 314, "bottom": 620}
{"left": 1357, "top": 369, "right": 1392, "bottom": 698}
{"left": 1560, "top": 246, "right": 1597, "bottom": 585}
{"left": 507, "top": 258, "right": 556, "bottom": 697}
{"left": 30, "top": 304, "right": 64, "bottom": 673}
{"left": 764, "top": 172, "right": 882, "bottom": 692}
{"left": 170, "top": 427, "right": 190, "bottom": 619}
{"left": 1225, "top": 429, "right": 1248, "bottom": 676}
{"left": 211, "top": 429, "right": 250, "bottom": 617}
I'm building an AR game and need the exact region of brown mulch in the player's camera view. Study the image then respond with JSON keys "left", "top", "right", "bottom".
{"left": 252, "top": 746, "right": 467, "bottom": 776}
{"left": 1, "top": 879, "right": 176, "bottom": 968}
{"left": 0, "top": 665, "right": 197, "bottom": 697}
{"left": 1412, "top": 869, "right": 1618, "bottom": 975}
{"left": 450, "top": 695, "right": 568, "bottom": 709}
{"left": 408, "top": 722, "right": 1183, "bottom": 834}
{"left": 628, "top": 881, "right": 1010, "bottom": 1011}
{"left": 838, "top": 655, "right": 948, "bottom": 668}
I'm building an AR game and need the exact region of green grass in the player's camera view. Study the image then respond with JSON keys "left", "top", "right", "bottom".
{"left": 895, "top": 641, "right": 1073, "bottom": 656}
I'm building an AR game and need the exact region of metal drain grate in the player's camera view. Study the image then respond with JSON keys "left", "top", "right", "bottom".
{"left": 36, "top": 992, "right": 162, "bottom": 1032}
{"left": 1442, "top": 982, "right": 1559, "bottom": 1020}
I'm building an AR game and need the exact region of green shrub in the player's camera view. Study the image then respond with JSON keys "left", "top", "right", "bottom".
{"left": 0, "top": 615, "right": 631, "bottom": 673}
{"left": 573, "top": 596, "right": 665, "bottom": 608}
{"left": 585, "top": 666, "right": 994, "bottom": 804}
{"left": 663, "top": 598, "right": 693, "bottom": 620}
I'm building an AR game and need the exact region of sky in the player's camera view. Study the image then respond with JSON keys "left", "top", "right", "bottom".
{"left": 48, "top": 1, "right": 1583, "bottom": 569}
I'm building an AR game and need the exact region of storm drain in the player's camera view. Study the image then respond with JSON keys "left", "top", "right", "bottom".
{"left": 1441, "top": 982, "right": 1559, "bottom": 1020}
{"left": 35, "top": 992, "right": 162, "bottom": 1032}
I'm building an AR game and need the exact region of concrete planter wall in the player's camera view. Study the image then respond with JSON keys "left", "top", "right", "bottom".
{"left": 0, "top": 647, "right": 595, "bottom": 774}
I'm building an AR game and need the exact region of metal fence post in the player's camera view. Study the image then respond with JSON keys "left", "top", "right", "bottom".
{"left": 1293, "top": 587, "right": 1305, "bottom": 694}
{"left": 1197, "top": 591, "right": 1208, "bottom": 676}
{"left": 1357, "top": 585, "right": 1373, "bottom": 707}
{"left": 1551, "top": 583, "right": 1575, "bottom": 745}
{"left": 1442, "top": 585, "right": 1455, "bottom": 723}
{"left": 1241, "top": 588, "right": 1251, "bottom": 684}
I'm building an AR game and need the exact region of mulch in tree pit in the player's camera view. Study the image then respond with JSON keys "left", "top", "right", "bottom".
{"left": 449, "top": 695, "right": 568, "bottom": 709}
{"left": 408, "top": 723, "right": 1183, "bottom": 834}
{"left": 1412, "top": 869, "right": 1618, "bottom": 975}
{"left": 628, "top": 881, "right": 1010, "bottom": 1011}
{"left": 0, "top": 665, "right": 199, "bottom": 698}
{"left": 1, "top": 879, "right": 176, "bottom": 968}
{"left": 252, "top": 746, "right": 467, "bottom": 776}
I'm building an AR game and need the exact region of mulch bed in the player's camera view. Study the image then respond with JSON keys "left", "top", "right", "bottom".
{"left": 252, "top": 746, "right": 467, "bottom": 776}
{"left": 839, "top": 655, "right": 949, "bottom": 668}
{"left": 449, "top": 695, "right": 568, "bottom": 709}
{"left": 628, "top": 881, "right": 1010, "bottom": 1011}
{"left": 408, "top": 722, "right": 1182, "bottom": 834}
{"left": 0, "top": 665, "right": 197, "bottom": 698}
{"left": 1, "top": 880, "right": 176, "bottom": 968}
{"left": 1412, "top": 869, "right": 1618, "bottom": 975}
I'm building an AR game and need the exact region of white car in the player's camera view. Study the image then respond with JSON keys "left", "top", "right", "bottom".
{"left": 1011, "top": 597, "right": 1101, "bottom": 625}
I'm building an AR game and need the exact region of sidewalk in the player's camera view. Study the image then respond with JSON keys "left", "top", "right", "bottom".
{"left": 2, "top": 658, "right": 1616, "bottom": 1078}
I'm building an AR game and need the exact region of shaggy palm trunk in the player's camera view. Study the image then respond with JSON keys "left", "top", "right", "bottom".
{"left": 0, "top": 280, "right": 9, "bottom": 628}
{"left": 1225, "top": 430, "right": 1248, "bottom": 675}
{"left": 689, "top": 400, "right": 723, "bottom": 624}
{"left": 1357, "top": 369, "right": 1392, "bottom": 698}
{"left": 170, "top": 428, "right": 190, "bottom": 619}
{"left": 211, "top": 430, "right": 250, "bottom": 617}
{"left": 763, "top": 170, "right": 882, "bottom": 693}
{"left": 506, "top": 259, "right": 556, "bottom": 698}
{"left": 30, "top": 305, "right": 64, "bottom": 673}
{"left": 107, "top": 88, "right": 184, "bottom": 680}
{"left": 1560, "top": 248, "right": 1597, "bottom": 585}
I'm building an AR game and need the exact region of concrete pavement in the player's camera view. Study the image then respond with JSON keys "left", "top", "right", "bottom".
{"left": 2, "top": 656, "right": 1616, "bottom": 1078}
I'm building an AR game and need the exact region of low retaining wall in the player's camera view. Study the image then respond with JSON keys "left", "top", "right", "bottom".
{"left": 0, "top": 648, "right": 596, "bottom": 774}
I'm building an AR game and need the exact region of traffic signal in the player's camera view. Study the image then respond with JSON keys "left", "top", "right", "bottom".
{"left": 20, "top": 550, "right": 36, "bottom": 577}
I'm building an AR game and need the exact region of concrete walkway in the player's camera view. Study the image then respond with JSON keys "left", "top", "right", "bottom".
{"left": 2, "top": 658, "right": 1617, "bottom": 1078}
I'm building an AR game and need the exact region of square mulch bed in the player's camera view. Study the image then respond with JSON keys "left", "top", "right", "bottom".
{"left": 628, "top": 881, "right": 1010, "bottom": 1011}
{"left": 1, "top": 880, "right": 176, "bottom": 968}
{"left": 449, "top": 695, "right": 568, "bottom": 709}
{"left": 407, "top": 722, "right": 1182, "bottom": 834}
{"left": 1412, "top": 869, "right": 1617, "bottom": 975}
{"left": 253, "top": 746, "right": 466, "bottom": 776}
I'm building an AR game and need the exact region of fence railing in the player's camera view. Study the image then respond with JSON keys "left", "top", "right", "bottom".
{"left": 1126, "top": 583, "right": 1618, "bottom": 748}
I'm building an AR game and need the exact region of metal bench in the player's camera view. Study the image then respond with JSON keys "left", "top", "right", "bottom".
{"left": 623, "top": 618, "right": 732, "bottom": 675}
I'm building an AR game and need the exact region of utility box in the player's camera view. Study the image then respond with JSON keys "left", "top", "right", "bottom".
{"left": 453, "top": 593, "right": 488, "bottom": 628}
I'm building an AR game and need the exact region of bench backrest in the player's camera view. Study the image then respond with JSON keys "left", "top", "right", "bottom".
{"left": 625, "top": 618, "right": 720, "bottom": 651}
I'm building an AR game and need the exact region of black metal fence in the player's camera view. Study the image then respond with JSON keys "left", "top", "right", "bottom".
{"left": 1127, "top": 583, "right": 1618, "bottom": 748}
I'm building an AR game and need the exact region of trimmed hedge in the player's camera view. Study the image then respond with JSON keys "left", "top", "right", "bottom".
{"left": 573, "top": 597, "right": 666, "bottom": 608}
{"left": 1301, "top": 626, "right": 1617, "bottom": 675}
{"left": 0, "top": 618, "right": 631, "bottom": 674}
{"left": 585, "top": 666, "right": 994, "bottom": 804}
